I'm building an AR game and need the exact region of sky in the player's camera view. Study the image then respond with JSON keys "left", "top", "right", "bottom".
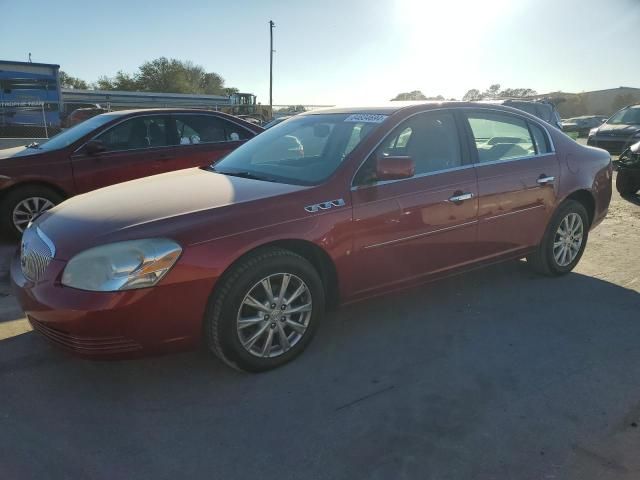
{"left": 2, "top": 0, "right": 639, "bottom": 106}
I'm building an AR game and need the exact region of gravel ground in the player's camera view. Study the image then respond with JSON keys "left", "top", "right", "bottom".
{"left": 0, "top": 175, "right": 638, "bottom": 480}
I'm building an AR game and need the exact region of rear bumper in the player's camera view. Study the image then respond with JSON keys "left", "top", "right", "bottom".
{"left": 10, "top": 253, "right": 215, "bottom": 359}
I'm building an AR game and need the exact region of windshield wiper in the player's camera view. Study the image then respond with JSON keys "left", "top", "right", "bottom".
{"left": 26, "top": 142, "right": 40, "bottom": 149}
{"left": 212, "top": 169, "right": 278, "bottom": 183}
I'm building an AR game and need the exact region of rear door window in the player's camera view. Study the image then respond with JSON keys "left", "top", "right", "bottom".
{"left": 466, "top": 112, "right": 536, "bottom": 162}
{"left": 172, "top": 115, "right": 251, "bottom": 145}
{"left": 96, "top": 115, "right": 168, "bottom": 151}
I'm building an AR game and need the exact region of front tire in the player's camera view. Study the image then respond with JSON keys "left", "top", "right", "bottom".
{"left": 0, "top": 186, "right": 63, "bottom": 239}
{"left": 616, "top": 170, "right": 639, "bottom": 197}
{"left": 204, "top": 247, "right": 325, "bottom": 372}
{"left": 527, "top": 200, "right": 589, "bottom": 276}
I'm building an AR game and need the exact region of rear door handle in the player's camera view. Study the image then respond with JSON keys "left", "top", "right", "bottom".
{"left": 448, "top": 192, "right": 474, "bottom": 203}
{"left": 537, "top": 175, "right": 555, "bottom": 185}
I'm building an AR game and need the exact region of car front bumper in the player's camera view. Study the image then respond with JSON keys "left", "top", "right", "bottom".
{"left": 10, "top": 252, "right": 215, "bottom": 359}
{"left": 588, "top": 135, "right": 640, "bottom": 155}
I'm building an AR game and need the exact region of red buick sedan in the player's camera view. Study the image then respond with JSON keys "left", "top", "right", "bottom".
{"left": 11, "top": 102, "right": 612, "bottom": 371}
{"left": 0, "top": 109, "right": 262, "bottom": 237}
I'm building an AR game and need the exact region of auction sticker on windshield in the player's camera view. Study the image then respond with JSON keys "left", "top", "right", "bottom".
{"left": 344, "top": 114, "right": 388, "bottom": 123}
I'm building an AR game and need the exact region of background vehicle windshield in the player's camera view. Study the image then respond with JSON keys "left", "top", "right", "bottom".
{"left": 37, "top": 114, "right": 117, "bottom": 151}
{"left": 608, "top": 107, "right": 640, "bottom": 125}
{"left": 212, "top": 113, "right": 382, "bottom": 185}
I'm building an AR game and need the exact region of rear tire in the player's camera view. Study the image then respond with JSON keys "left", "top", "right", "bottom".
{"left": 0, "top": 186, "right": 63, "bottom": 239}
{"left": 204, "top": 247, "right": 325, "bottom": 372}
{"left": 616, "top": 170, "right": 639, "bottom": 197}
{"left": 527, "top": 200, "right": 589, "bottom": 276}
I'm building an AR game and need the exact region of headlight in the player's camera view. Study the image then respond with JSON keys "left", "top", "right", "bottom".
{"left": 588, "top": 128, "right": 599, "bottom": 137}
{"left": 61, "top": 238, "right": 182, "bottom": 292}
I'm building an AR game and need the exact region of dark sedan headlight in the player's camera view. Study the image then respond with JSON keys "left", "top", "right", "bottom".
{"left": 61, "top": 238, "right": 182, "bottom": 292}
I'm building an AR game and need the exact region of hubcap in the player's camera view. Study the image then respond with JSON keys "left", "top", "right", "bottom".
{"left": 553, "top": 213, "right": 584, "bottom": 267}
{"left": 12, "top": 197, "right": 55, "bottom": 233}
{"left": 237, "top": 273, "right": 312, "bottom": 358}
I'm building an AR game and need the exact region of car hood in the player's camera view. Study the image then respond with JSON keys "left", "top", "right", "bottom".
{"left": 37, "top": 168, "right": 307, "bottom": 258}
{"left": 597, "top": 124, "right": 640, "bottom": 136}
{"left": 0, "top": 146, "right": 43, "bottom": 160}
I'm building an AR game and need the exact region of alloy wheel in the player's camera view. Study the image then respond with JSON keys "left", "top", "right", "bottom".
{"left": 236, "top": 273, "right": 313, "bottom": 358}
{"left": 12, "top": 197, "right": 55, "bottom": 233}
{"left": 553, "top": 212, "right": 584, "bottom": 267}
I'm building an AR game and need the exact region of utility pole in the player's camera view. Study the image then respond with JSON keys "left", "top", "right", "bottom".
{"left": 269, "top": 20, "right": 275, "bottom": 119}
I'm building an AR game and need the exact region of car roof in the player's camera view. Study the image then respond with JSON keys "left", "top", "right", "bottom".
{"left": 99, "top": 108, "right": 231, "bottom": 117}
{"left": 300, "top": 101, "right": 547, "bottom": 117}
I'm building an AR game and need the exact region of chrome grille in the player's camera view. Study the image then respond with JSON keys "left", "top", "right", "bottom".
{"left": 20, "top": 227, "right": 55, "bottom": 282}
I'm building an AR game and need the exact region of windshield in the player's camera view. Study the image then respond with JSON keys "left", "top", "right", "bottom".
{"left": 36, "top": 114, "right": 118, "bottom": 151}
{"left": 608, "top": 107, "right": 640, "bottom": 125}
{"left": 212, "top": 113, "right": 383, "bottom": 185}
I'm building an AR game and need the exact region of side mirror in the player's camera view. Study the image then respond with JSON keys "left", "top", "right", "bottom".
{"left": 375, "top": 155, "right": 415, "bottom": 181}
{"left": 84, "top": 139, "right": 106, "bottom": 155}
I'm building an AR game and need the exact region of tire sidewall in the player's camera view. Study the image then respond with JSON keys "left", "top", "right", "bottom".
{"left": 212, "top": 253, "right": 325, "bottom": 372}
{"left": 543, "top": 201, "right": 589, "bottom": 275}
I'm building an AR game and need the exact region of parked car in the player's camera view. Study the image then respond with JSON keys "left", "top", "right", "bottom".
{"left": 11, "top": 102, "right": 612, "bottom": 371}
{"left": 482, "top": 99, "right": 562, "bottom": 129}
{"left": 561, "top": 115, "right": 607, "bottom": 137}
{"left": 587, "top": 104, "right": 640, "bottom": 154}
{"left": 0, "top": 109, "right": 262, "bottom": 237}
{"left": 63, "top": 107, "right": 109, "bottom": 128}
{"left": 615, "top": 140, "right": 640, "bottom": 196}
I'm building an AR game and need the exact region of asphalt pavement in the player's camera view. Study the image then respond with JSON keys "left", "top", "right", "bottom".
{"left": 0, "top": 186, "right": 639, "bottom": 480}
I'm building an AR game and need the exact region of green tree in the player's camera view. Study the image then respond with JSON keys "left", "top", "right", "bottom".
{"left": 463, "top": 89, "right": 482, "bottom": 101}
{"left": 485, "top": 84, "right": 501, "bottom": 98}
{"left": 94, "top": 57, "right": 232, "bottom": 95}
{"left": 59, "top": 71, "right": 89, "bottom": 89}
{"left": 499, "top": 87, "right": 537, "bottom": 98}
{"left": 391, "top": 90, "right": 428, "bottom": 101}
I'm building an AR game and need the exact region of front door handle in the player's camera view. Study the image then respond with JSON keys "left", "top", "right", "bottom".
{"left": 537, "top": 175, "right": 555, "bottom": 185}
{"left": 448, "top": 192, "right": 474, "bottom": 203}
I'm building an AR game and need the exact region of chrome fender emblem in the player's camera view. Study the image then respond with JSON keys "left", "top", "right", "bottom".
{"left": 304, "top": 198, "right": 345, "bottom": 213}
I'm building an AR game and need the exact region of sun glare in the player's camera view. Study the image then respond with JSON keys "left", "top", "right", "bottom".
{"left": 390, "top": 0, "right": 514, "bottom": 98}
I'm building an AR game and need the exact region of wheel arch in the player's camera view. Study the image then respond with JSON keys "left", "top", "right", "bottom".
{"left": 0, "top": 180, "right": 70, "bottom": 203}
{"left": 562, "top": 189, "right": 596, "bottom": 227}
{"left": 217, "top": 239, "right": 340, "bottom": 310}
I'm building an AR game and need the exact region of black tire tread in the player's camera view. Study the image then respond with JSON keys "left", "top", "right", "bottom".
{"left": 204, "top": 247, "right": 318, "bottom": 372}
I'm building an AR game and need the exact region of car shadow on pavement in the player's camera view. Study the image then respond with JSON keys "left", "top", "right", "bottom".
{"left": 1, "top": 260, "right": 640, "bottom": 479}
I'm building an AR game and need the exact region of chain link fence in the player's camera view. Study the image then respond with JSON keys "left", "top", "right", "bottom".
{"left": 0, "top": 101, "right": 62, "bottom": 140}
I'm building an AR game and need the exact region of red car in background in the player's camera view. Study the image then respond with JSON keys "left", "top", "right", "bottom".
{"left": 62, "top": 107, "right": 110, "bottom": 128}
{"left": 0, "top": 109, "right": 262, "bottom": 237}
{"left": 11, "top": 102, "right": 612, "bottom": 372}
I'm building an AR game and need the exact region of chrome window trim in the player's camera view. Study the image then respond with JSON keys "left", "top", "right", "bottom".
{"left": 351, "top": 164, "right": 474, "bottom": 191}
{"left": 73, "top": 112, "right": 251, "bottom": 155}
{"left": 473, "top": 152, "right": 556, "bottom": 168}
{"left": 349, "top": 105, "right": 556, "bottom": 189}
